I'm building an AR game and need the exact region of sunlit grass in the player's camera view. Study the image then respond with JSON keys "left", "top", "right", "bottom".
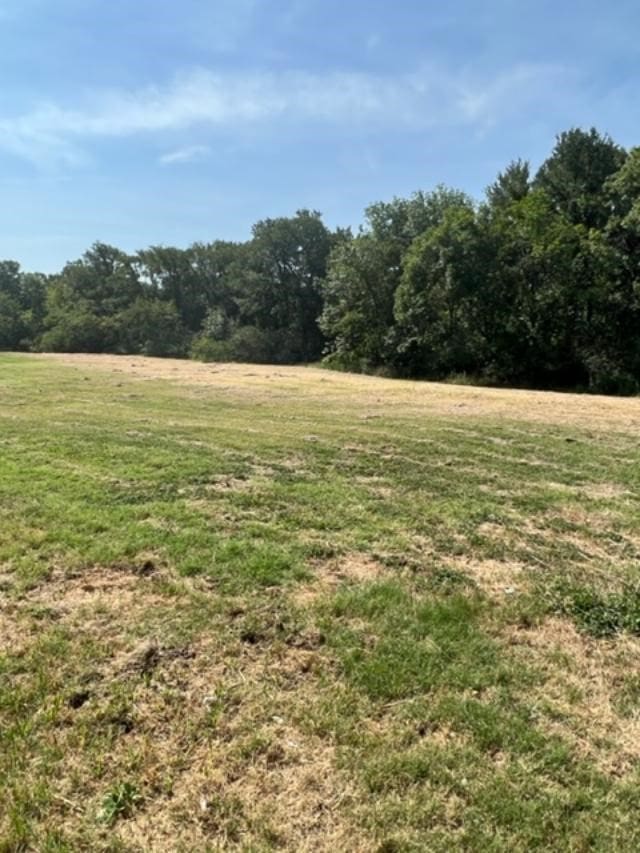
{"left": 1, "top": 353, "right": 639, "bottom": 850}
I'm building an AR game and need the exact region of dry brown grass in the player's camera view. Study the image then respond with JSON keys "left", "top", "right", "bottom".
{"left": 110, "top": 630, "right": 368, "bottom": 852}
{"left": 36, "top": 353, "right": 640, "bottom": 433}
{"left": 2, "top": 562, "right": 370, "bottom": 850}
{"left": 505, "top": 617, "right": 640, "bottom": 776}
{"left": 292, "top": 553, "right": 388, "bottom": 606}
{"left": 443, "top": 556, "right": 528, "bottom": 598}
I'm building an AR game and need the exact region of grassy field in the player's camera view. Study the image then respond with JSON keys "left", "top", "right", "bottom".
{"left": 1, "top": 353, "right": 640, "bottom": 852}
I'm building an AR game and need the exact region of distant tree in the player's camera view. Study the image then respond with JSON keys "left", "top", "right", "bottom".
{"left": 486, "top": 159, "right": 530, "bottom": 210}
{"left": 188, "top": 240, "right": 246, "bottom": 320}
{"left": 321, "top": 188, "right": 475, "bottom": 370}
{"left": 394, "top": 207, "right": 487, "bottom": 377}
{"left": 320, "top": 234, "right": 400, "bottom": 370}
{"left": 0, "top": 262, "right": 24, "bottom": 349}
{"left": 0, "top": 291, "right": 24, "bottom": 350}
{"left": 481, "top": 190, "right": 602, "bottom": 387}
{"left": 137, "top": 245, "right": 207, "bottom": 332}
{"left": 0, "top": 261, "right": 21, "bottom": 301}
{"left": 40, "top": 243, "right": 143, "bottom": 352}
{"left": 535, "top": 127, "right": 626, "bottom": 229}
{"left": 0, "top": 263, "right": 48, "bottom": 349}
{"left": 39, "top": 306, "right": 106, "bottom": 353}
{"left": 365, "top": 186, "right": 474, "bottom": 248}
{"left": 225, "top": 210, "right": 334, "bottom": 362}
{"left": 116, "top": 298, "right": 189, "bottom": 357}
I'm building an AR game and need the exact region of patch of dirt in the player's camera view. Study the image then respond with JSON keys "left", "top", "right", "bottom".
{"left": 203, "top": 475, "right": 257, "bottom": 493}
{"left": 504, "top": 617, "right": 640, "bottom": 776}
{"left": 293, "top": 554, "right": 387, "bottom": 606}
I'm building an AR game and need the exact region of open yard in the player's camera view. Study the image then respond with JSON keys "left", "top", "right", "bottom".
{"left": 1, "top": 353, "right": 640, "bottom": 851}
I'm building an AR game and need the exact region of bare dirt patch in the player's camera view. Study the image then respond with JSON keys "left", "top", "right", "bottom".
{"left": 504, "top": 617, "right": 640, "bottom": 776}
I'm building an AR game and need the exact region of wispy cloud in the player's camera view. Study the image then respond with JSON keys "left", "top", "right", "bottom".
{"left": 0, "top": 62, "right": 570, "bottom": 169}
{"left": 158, "top": 144, "right": 211, "bottom": 165}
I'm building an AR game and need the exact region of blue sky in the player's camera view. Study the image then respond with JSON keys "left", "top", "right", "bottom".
{"left": 0, "top": 0, "right": 638, "bottom": 272}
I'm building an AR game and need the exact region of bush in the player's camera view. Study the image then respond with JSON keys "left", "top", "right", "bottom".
{"left": 584, "top": 353, "right": 639, "bottom": 396}
{"left": 191, "top": 325, "right": 275, "bottom": 364}
{"left": 190, "top": 335, "right": 235, "bottom": 362}
{"left": 39, "top": 311, "right": 106, "bottom": 352}
{"left": 117, "top": 299, "right": 189, "bottom": 357}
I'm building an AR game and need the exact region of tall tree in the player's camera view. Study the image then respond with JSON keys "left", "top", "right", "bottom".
{"left": 321, "top": 188, "right": 475, "bottom": 369}
{"left": 41, "top": 243, "right": 142, "bottom": 352}
{"left": 535, "top": 127, "right": 626, "bottom": 229}
{"left": 136, "top": 246, "right": 205, "bottom": 332}
{"left": 486, "top": 159, "right": 530, "bottom": 210}
{"left": 320, "top": 234, "right": 400, "bottom": 369}
{"left": 394, "top": 207, "right": 488, "bottom": 377}
{"left": 229, "top": 210, "right": 334, "bottom": 362}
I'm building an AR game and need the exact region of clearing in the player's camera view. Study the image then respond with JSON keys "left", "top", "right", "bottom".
{"left": 1, "top": 353, "right": 640, "bottom": 851}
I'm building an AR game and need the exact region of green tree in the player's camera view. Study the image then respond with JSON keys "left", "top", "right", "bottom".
{"left": 0, "top": 263, "right": 48, "bottom": 350}
{"left": 535, "top": 127, "right": 626, "bottom": 230}
{"left": 394, "top": 207, "right": 487, "bottom": 377}
{"left": 41, "top": 243, "right": 143, "bottom": 352}
{"left": 137, "top": 245, "right": 208, "bottom": 332}
{"left": 321, "top": 188, "right": 474, "bottom": 371}
{"left": 117, "top": 298, "right": 189, "bottom": 357}
{"left": 320, "top": 234, "right": 399, "bottom": 370}
{"left": 0, "top": 291, "right": 24, "bottom": 350}
{"left": 481, "top": 190, "right": 600, "bottom": 387}
{"left": 486, "top": 159, "right": 530, "bottom": 210}
{"left": 227, "top": 210, "right": 334, "bottom": 362}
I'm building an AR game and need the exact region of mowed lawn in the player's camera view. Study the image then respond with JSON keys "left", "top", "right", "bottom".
{"left": 1, "top": 353, "right": 640, "bottom": 852}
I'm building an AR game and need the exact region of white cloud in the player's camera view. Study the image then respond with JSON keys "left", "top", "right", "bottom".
{"left": 158, "top": 144, "right": 211, "bottom": 165}
{"left": 0, "top": 62, "right": 570, "bottom": 169}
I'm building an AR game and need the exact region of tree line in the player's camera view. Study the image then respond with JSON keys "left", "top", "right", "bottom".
{"left": 2, "top": 127, "right": 640, "bottom": 394}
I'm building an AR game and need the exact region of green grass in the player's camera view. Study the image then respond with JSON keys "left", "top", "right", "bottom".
{"left": 1, "top": 353, "right": 640, "bottom": 851}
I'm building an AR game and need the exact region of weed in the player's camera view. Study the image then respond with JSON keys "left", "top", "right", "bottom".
{"left": 549, "top": 580, "right": 640, "bottom": 637}
{"left": 97, "top": 781, "right": 142, "bottom": 825}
